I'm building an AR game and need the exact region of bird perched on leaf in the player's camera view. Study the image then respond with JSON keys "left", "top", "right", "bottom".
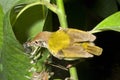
{"left": 25, "top": 27, "right": 102, "bottom": 60}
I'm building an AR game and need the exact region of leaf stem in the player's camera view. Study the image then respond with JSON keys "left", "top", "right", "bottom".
{"left": 69, "top": 66, "right": 79, "bottom": 80}
{"left": 16, "top": 1, "right": 57, "bottom": 19}
{"left": 56, "top": 0, "right": 68, "bottom": 28}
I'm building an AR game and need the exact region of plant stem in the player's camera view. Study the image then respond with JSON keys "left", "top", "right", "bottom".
{"left": 56, "top": 0, "right": 68, "bottom": 28}
{"left": 69, "top": 67, "right": 79, "bottom": 80}
{"left": 56, "top": 0, "right": 78, "bottom": 80}
{"left": 16, "top": 1, "right": 57, "bottom": 19}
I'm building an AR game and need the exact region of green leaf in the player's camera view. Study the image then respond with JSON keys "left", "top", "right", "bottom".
{"left": 0, "top": 5, "right": 4, "bottom": 73}
{"left": 0, "top": 5, "right": 4, "bottom": 49}
{"left": 0, "top": 0, "right": 20, "bottom": 13}
{"left": 13, "top": 1, "right": 51, "bottom": 43}
{"left": 0, "top": 0, "right": 50, "bottom": 80}
{"left": 0, "top": 11, "right": 31, "bottom": 80}
{"left": 91, "top": 11, "right": 120, "bottom": 33}
{"left": 0, "top": 0, "right": 39, "bottom": 14}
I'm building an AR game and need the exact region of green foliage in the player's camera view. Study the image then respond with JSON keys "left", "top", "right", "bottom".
{"left": 0, "top": 5, "right": 4, "bottom": 49}
{"left": 0, "top": 5, "right": 4, "bottom": 73}
{"left": 91, "top": 11, "right": 120, "bottom": 33}
{"left": 13, "top": 3, "right": 49, "bottom": 43}
{"left": 0, "top": 8, "right": 30, "bottom": 80}
{"left": 0, "top": 0, "right": 50, "bottom": 80}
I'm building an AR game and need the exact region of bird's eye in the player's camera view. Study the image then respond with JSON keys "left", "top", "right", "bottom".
{"left": 35, "top": 41, "right": 38, "bottom": 44}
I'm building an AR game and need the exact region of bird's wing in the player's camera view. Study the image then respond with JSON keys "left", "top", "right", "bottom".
{"left": 60, "top": 28, "right": 96, "bottom": 42}
{"left": 57, "top": 44, "right": 94, "bottom": 60}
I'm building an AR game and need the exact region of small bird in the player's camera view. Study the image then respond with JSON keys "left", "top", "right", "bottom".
{"left": 25, "top": 27, "right": 102, "bottom": 60}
